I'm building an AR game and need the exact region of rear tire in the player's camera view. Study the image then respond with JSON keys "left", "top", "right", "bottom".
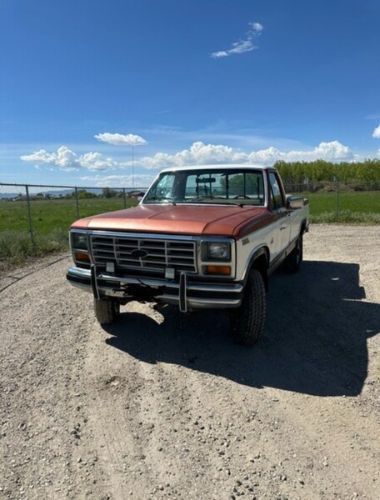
{"left": 284, "top": 234, "right": 303, "bottom": 273}
{"left": 231, "top": 269, "right": 266, "bottom": 346}
{"left": 94, "top": 298, "right": 120, "bottom": 325}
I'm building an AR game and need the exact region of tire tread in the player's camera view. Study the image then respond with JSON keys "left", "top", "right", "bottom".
{"left": 94, "top": 299, "right": 120, "bottom": 325}
{"left": 231, "top": 269, "right": 266, "bottom": 345}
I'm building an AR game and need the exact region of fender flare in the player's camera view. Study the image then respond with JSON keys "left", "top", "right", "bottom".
{"left": 244, "top": 246, "right": 270, "bottom": 289}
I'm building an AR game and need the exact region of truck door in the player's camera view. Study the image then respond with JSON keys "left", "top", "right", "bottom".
{"left": 268, "top": 172, "right": 291, "bottom": 255}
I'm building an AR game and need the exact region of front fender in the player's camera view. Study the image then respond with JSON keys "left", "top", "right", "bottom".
{"left": 240, "top": 245, "right": 270, "bottom": 287}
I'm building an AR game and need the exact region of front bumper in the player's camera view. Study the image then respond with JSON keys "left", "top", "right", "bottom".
{"left": 66, "top": 266, "right": 243, "bottom": 311}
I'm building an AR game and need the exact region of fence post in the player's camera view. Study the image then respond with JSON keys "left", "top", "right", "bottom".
{"left": 25, "top": 185, "right": 35, "bottom": 248}
{"left": 74, "top": 187, "right": 80, "bottom": 218}
{"left": 123, "top": 188, "right": 127, "bottom": 208}
{"left": 336, "top": 178, "right": 340, "bottom": 217}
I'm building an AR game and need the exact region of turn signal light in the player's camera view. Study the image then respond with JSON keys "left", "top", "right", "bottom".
{"left": 205, "top": 265, "right": 231, "bottom": 275}
{"left": 74, "top": 251, "right": 90, "bottom": 263}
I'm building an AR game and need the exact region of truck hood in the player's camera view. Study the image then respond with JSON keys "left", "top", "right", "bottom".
{"left": 71, "top": 204, "right": 275, "bottom": 238}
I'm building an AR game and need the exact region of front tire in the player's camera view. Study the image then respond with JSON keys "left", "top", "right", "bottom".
{"left": 231, "top": 269, "right": 266, "bottom": 346}
{"left": 94, "top": 298, "right": 120, "bottom": 325}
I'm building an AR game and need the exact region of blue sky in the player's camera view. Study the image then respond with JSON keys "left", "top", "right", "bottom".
{"left": 1, "top": 0, "right": 380, "bottom": 187}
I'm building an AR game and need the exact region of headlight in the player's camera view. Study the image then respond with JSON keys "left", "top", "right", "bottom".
{"left": 203, "top": 242, "right": 231, "bottom": 261}
{"left": 71, "top": 232, "right": 88, "bottom": 250}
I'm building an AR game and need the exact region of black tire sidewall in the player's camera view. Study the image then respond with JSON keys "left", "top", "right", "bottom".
{"left": 231, "top": 269, "right": 266, "bottom": 346}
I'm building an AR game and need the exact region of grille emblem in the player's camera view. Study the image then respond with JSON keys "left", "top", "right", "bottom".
{"left": 130, "top": 249, "right": 148, "bottom": 259}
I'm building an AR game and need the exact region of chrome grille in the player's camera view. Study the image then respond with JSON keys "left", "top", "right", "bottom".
{"left": 90, "top": 234, "right": 197, "bottom": 274}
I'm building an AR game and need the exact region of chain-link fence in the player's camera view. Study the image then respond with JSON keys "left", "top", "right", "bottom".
{"left": 1, "top": 180, "right": 379, "bottom": 269}
{"left": 282, "top": 180, "right": 380, "bottom": 222}
{"left": 0, "top": 183, "right": 147, "bottom": 269}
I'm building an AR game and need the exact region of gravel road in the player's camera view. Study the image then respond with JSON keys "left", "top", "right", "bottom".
{"left": 1, "top": 225, "right": 379, "bottom": 500}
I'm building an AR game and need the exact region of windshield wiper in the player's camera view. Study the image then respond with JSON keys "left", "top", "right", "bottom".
{"left": 147, "top": 197, "right": 177, "bottom": 206}
{"left": 185, "top": 199, "right": 246, "bottom": 207}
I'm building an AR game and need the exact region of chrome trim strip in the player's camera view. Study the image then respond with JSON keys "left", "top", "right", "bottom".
{"left": 89, "top": 229, "right": 201, "bottom": 241}
{"left": 69, "top": 266, "right": 92, "bottom": 279}
{"left": 189, "top": 282, "right": 243, "bottom": 293}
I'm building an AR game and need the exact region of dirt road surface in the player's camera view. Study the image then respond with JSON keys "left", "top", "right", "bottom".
{"left": 1, "top": 225, "right": 379, "bottom": 500}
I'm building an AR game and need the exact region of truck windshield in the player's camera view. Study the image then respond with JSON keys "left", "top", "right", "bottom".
{"left": 143, "top": 169, "right": 265, "bottom": 206}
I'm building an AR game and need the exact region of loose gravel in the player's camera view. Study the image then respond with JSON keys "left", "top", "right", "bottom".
{"left": 0, "top": 225, "right": 379, "bottom": 499}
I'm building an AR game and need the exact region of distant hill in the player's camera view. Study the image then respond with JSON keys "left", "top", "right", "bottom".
{"left": 0, "top": 192, "right": 19, "bottom": 199}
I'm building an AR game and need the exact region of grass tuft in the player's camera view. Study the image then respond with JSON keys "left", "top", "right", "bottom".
{"left": 0, "top": 229, "right": 68, "bottom": 273}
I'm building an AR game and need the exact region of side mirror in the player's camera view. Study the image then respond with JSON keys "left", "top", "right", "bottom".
{"left": 286, "top": 195, "right": 306, "bottom": 209}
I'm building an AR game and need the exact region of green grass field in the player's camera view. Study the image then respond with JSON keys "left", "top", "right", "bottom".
{"left": 0, "top": 191, "right": 379, "bottom": 270}
{"left": 303, "top": 190, "right": 380, "bottom": 218}
{"left": 0, "top": 196, "right": 137, "bottom": 234}
{"left": 0, "top": 197, "right": 137, "bottom": 270}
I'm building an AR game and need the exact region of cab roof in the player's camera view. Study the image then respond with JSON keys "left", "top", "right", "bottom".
{"left": 159, "top": 164, "right": 272, "bottom": 173}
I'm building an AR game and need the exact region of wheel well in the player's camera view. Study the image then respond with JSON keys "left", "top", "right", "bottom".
{"left": 248, "top": 248, "right": 269, "bottom": 290}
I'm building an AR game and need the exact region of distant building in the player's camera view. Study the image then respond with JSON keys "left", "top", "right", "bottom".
{"left": 127, "top": 190, "right": 146, "bottom": 199}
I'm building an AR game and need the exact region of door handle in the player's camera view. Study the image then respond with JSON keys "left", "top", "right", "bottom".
{"left": 280, "top": 226, "right": 287, "bottom": 230}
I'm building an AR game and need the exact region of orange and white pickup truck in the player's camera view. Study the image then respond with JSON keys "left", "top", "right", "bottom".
{"left": 67, "top": 165, "right": 309, "bottom": 345}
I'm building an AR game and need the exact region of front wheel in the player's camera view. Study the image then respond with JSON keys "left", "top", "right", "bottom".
{"left": 230, "top": 269, "right": 266, "bottom": 346}
{"left": 94, "top": 298, "right": 120, "bottom": 325}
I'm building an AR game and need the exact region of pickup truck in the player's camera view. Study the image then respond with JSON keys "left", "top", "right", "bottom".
{"left": 67, "top": 165, "right": 309, "bottom": 345}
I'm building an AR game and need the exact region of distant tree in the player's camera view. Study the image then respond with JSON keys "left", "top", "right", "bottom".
{"left": 274, "top": 159, "right": 380, "bottom": 183}
{"left": 77, "top": 189, "right": 97, "bottom": 199}
{"left": 102, "top": 187, "right": 117, "bottom": 198}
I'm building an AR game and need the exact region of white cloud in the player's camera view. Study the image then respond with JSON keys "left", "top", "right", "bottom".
{"left": 250, "top": 22, "right": 263, "bottom": 32}
{"left": 211, "top": 21, "right": 264, "bottom": 59}
{"left": 21, "top": 146, "right": 79, "bottom": 171}
{"left": 138, "top": 141, "right": 247, "bottom": 168}
{"left": 21, "top": 146, "right": 117, "bottom": 171}
{"left": 372, "top": 125, "right": 380, "bottom": 139}
{"left": 248, "top": 141, "right": 352, "bottom": 164}
{"left": 94, "top": 132, "right": 147, "bottom": 146}
{"left": 137, "top": 140, "right": 353, "bottom": 169}
{"left": 20, "top": 139, "right": 356, "bottom": 176}
{"left": 79, "top": 152, "right": 117, "bottom": 170}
